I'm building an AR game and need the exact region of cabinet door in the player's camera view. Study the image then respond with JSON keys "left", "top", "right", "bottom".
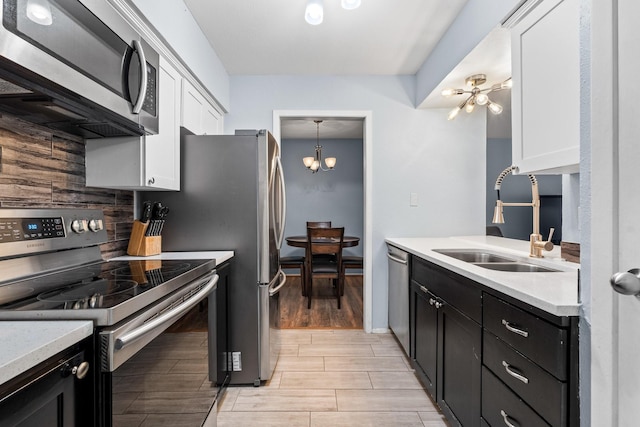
{"left": 511, "top": 0, "right": 580, "bottom": 174}
{"left": 413, "top": 283, "right": 438, "bottom": 399}
{"left": 438, "top": 303, "right": 482, "bottom": 427}
{"left": 181, "top": 79, "right": 205, "bottom": 134}
{"left": 144, "top": 57, "right": 181, "bottom": 190}
{"left": 202, "top": 103, "right": 221, "bottom": 135}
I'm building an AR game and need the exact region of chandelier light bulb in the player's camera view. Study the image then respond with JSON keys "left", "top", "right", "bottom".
{"left": 325, "top": 157, "right": 337, "bottom": 169}
{"left": 447, "top": 106, "right": 461, "bottom": 121}
{"left": 488, "top": 100, "right": 503, "bottom": 115}
{"left": 311, "top": 160, "right": 320, "bottom": 172}
{"left": 441, "top": 88, "right": 459, "bottom": 97}
{"left": 475, "top": 93, "right": 489, "bottom": 105}
{"left": 305, "top": 0, "right": 323, "bottom": 25}
{"left": 26, "top": 0, "right": 53, "bottom": 25}
{"left": 303, "top": 156, "right": 315, "bottom": 168}
{"left": 341, "top": 0, "right": 361, "bottom": 10}
{"left": 465, "top": 98, "right": 476, "bottom": 113}
{"left": 501, "top": 78, "right": 513, "bottom": 89}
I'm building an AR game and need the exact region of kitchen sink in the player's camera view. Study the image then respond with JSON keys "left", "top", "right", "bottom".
{"left": 473, "top": 262, "right": 561, "bottom": 273}
{"left": 433, "top": 249, "right": 562, "bottom": 273}
{"left": 433, "top": 249, "right": 516, "bottom": 263}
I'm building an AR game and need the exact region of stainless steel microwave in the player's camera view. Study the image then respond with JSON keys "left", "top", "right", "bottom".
{"left": 0, "top": 0, "right": 159, "bottom": 138}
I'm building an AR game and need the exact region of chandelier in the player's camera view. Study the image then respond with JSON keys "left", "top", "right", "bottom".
{"left": 442, "top": 74, "right": 512, "bottom": 121}
{"left": 303, "top": 120, "right": 336, "bottom": 173}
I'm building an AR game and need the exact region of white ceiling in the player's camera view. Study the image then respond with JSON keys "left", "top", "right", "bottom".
{"left": 181, "top": 1, "right": 513, "bottom": 136}
{"left": 182, "top": 0, "right": 468, "bottom": 75}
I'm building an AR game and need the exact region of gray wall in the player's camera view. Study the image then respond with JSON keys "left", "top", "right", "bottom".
{"left": 486, "top": 139, "right": 562, "bottom": 241}
{"left": 281, "top": 138, "right": 364, "bottom": 258}
{"left": 225, "top": 75, "right": 487, "bottom": 331}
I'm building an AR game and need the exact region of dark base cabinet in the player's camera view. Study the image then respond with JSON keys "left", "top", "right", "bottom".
{"left": 0, "top": 338, "right": 94, "bottom": 427}
{"left": 439, "top": 304, "right": 481, "bottom": 427}
{"left": 413, "top": 282, "right": 438, "bottom": 399}
{"left": 410, "top": 255, "right": 579, "bottom": 427}
{"left": 411, "top": 257, "right": 482, "bottom": 427}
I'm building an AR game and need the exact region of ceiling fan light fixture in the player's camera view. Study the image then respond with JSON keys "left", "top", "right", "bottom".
{"left": 305, "top": 0, "right": 323, "bottom": 25}
{"left": 341, "top": 0, "right": 361, "bottom": 10}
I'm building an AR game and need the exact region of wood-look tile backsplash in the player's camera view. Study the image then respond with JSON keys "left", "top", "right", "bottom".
{"left": 0, "top": 114, "right": 133, "bottom": 259}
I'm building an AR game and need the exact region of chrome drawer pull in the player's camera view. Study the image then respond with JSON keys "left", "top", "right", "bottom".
{"left": 500, "top": 410, "right": 518, "bottom": 427}
{"left": 502, "top": 361, "right": 529, "bottom": 384}
{"left": 502, "top": 319, "right": 529, "bottom": 338}
{"left": 420, "top": 285, "right": 429, "bottom": 294}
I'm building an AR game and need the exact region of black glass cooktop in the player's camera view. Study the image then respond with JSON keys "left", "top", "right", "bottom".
{"left": 0, "top": 259, "right": 213, "bottom": 313}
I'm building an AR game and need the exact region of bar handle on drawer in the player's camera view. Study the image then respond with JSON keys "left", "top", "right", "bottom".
{"left": 501, "top": 319, "right": 529, "bottom": 338}
{"left": 500, "top": 410, "right": 518, "bottom": 427}
{"left": 419, "top": 285, "right": 429, "bottom": 294}
{"left": 502, "top": 361, "right": 529, "bottom": 384}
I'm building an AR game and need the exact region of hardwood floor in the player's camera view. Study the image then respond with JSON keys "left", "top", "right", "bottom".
{"left": 279, "top": 275, "right": 363, "bottom": 329}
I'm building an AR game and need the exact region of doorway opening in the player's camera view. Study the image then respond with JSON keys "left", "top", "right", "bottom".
{"left": 273, "top": 110, "right": 373, "bottom": 332}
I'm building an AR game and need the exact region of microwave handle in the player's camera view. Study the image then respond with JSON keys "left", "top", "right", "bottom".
{"left": 131, "top": 40, "right": 148, "bottom": 114}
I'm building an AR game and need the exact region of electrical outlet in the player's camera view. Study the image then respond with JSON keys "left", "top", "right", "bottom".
{"left": 232, "top": 351, "right": 242, "bottom": 371}
{"left": 410, "top": 192, "right": 418, "bottom": 207}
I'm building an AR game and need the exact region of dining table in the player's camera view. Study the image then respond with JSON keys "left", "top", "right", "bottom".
{"left": 285, "top": 235, "right": 360, "bottom": 248}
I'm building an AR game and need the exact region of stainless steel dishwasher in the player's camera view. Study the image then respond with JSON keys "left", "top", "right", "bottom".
{"left": 387, "top": 244, "right": 410, "bottom": 355}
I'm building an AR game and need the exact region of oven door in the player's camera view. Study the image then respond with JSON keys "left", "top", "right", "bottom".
{"left": 0, "top": 0, "right": 159, "bottom": 134}
{"left": 98, "top": 271, "right": 220, "bottom": 427}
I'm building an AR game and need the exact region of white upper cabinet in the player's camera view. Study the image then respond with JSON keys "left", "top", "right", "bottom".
{"left": 511, "top": 0, "right": 580, "bottom": 174}
{"left": 181, "top": 79, "right": 222, "bottom": 135}
{"left": 86, "top": 56, "right": 182, "bottom": 191}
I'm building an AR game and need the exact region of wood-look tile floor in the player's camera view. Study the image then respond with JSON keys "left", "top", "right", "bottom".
{"left": 217, "top": 329, "right": 449, "bottom": 427}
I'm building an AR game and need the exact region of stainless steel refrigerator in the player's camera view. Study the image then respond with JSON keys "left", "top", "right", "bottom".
{"left": 141, "top": 129, "right": 286, "bottom": 385}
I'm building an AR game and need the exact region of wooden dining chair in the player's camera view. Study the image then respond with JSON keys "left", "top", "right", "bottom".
{"left": 306, "top": 221, "right": 331, "bottom": 228}
{"left": 305, "top": 227, "right": 344, "bottom": 309}
{"left": 279, "top": 253, "right": 306, "bottom": 296}
{"left": 340, "top": 255, "right": 363, "bottom": 296}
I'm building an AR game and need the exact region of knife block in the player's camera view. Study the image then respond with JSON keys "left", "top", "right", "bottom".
{"left": 127, "top": 220, "right": 161, "bottom": 256}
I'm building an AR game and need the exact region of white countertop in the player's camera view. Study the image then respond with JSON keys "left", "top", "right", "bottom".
{"left": 385, "top": 236, "right": 580, "bottom": 317}
{"left": 110, "top": 251, "right": 234, "bottom": 265}
{"left": 0, "top": 321, "right": 93, "bottom": 386}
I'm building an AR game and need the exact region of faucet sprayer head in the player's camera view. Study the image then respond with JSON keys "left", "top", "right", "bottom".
{"left": 492, "top": 200, "right": 505, "bottom": 224}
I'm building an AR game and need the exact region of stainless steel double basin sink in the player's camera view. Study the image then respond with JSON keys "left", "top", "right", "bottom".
{"left": 433, "top": 249, "right": 561, "bottom": 273}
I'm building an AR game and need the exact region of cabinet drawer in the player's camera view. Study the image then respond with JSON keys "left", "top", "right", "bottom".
{"left": 412, "top": 257, "right": 482, "bottom": 323}
{"left": 482, "top": 367, "right": 550, "bottom": 427}
{"left": 484, "top": 331, "right": 567, "bottom": 426}
{"left": 483, "top": 293, "right": 568, "bottom": 380}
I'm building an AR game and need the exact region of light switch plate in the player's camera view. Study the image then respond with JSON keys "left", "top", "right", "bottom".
{"left": 410, "top": 192, "right": 418, "bottom": 207}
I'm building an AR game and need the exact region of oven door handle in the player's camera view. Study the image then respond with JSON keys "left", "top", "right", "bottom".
{"left": 115, "top": 273, "right": 218, "bottom": 350}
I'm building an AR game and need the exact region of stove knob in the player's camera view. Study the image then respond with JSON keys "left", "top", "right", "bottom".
{"left": 88, "top": 219, "right": 103, "bottom": 232}
{"left": 71, "top": 219, "right": 87, "bottom": 234}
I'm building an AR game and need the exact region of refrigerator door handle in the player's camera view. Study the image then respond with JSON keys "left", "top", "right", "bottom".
{"left": 275, "top": 155, "right": 287, "bottom": 250}
{"left": 269, "top": 269, "right": 287, "bottom": 296}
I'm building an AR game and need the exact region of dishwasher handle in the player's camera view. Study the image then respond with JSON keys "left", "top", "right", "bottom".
{"left": 387, "top": 253, "right": 408, "bottom": 265}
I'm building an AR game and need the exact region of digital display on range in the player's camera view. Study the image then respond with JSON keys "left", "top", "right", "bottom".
{"left": 0, "top": 217, "right": 65, "bottom": 243}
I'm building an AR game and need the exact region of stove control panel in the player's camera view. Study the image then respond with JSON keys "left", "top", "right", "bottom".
{"left": 0, "top": 208, "right": 107, "bottom": 259}
{"left": 0, "top": 217, "right": 65, "bottom": 243}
